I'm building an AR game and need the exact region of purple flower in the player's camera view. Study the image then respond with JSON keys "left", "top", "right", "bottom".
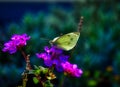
{"left": 36, "top": 46, "right": 69, "bottom": 72}
{"left": 11, "top": 34, "right": 30, "bottom": 47}
{"left": 2, "top": 41, "right": 17, "bottom": 54}
{"left": 2, "top": 34, "right": 30, "bottom": 54}
{"left": 61, "top": 62, "right": 83, "bottom": 77}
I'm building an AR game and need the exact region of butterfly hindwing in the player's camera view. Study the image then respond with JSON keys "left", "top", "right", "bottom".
{"left": 53, "top": 32, "right": 80, "bottom": 51}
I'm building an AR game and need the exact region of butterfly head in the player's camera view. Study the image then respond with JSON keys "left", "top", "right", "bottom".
{"left": 49, "top": 37, "right": 59, "bottom": 46}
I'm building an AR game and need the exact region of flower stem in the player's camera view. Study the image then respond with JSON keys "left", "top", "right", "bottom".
{"left": 22, "top": 73, "right": 28, "bottom": 87}
{"left": 19, "top": 48, "right": 33, "bottom": 87}
{"left": 25, "top": 55, "right": 32, "bottom": 70}
{"left": 58, "top": 74, "right": 65, "bottom": 87}
{"left": 20, "top": 49, "right": 32, "bottom": 70}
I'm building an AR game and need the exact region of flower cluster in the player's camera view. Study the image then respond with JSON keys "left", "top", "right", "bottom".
{"left": 36, "top": 46, "right": 83, "bottom": 77}
{"left": 2, "top": 34, "right": 30, "bottom": 54}
{"left": 36, "top": 46, "right": 69, "bottom": 72}
{"left": 61, "top": 62, "right": 83, "bottom": 77}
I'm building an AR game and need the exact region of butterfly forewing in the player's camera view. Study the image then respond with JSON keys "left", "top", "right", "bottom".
{"left": 54, "top": 32, "right": 80, "bottom": 51}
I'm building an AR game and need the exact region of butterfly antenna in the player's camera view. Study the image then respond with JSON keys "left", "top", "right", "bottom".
{"left": 78, "top": 16, "right": 84, "bottom": 32}
{"left": 40, "top": 38, "right": 50, "bottom": 41}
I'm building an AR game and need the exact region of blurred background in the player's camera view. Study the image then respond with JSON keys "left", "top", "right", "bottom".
{"left": 0, "top": 0, "right": 120, "bottom": 87}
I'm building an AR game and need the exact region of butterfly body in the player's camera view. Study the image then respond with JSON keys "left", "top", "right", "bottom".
{"left": 50, "top": 32, "right": 80, "bottom": 51}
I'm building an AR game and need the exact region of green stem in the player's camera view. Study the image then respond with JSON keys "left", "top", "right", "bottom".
{"left": 22, "top": 73, "right": 28, "bottom": 87}
{"left": 58, "top": 74, "right": 65, "bottom": 87}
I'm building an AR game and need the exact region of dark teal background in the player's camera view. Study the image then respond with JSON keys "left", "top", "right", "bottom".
{"left": 0, "top": 1, "right": 120, "bottom": 87}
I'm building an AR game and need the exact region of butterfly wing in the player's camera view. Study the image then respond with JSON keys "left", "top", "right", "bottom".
{"left": 53, "top": 32, "right": 80, "bottom": 51}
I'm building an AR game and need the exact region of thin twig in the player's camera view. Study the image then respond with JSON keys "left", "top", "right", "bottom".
{"left": 25, "top": 55, "right": 32, "bottom": 70}
{"left": 78, "top": 16, "right": 84, "bottom": 32}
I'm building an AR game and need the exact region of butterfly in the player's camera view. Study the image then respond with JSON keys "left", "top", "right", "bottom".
{"left": 50, "top": 16, "right": 83, "bottom": 51}
{"left": 50, "top": 32, "right": 80, "bottom": 51}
